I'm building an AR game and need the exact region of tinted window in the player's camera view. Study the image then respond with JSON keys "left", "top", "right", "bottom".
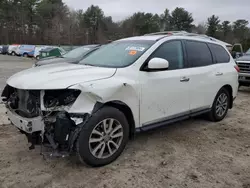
{"left": 208, "top": 43, "right": 230, "bottom": 63}
{"left": 186, "top": 41, "right": 213, "bottom": 67}
{"left": 150, "top": 40, "right": 184, "bottom": 70}
{"left": 62, "top": 46, "right": 93, "bottom": 59}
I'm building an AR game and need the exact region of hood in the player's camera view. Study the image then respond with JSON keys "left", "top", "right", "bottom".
{"left": 236, "top": 55, "right": 250, "bottom": 62}
{"left": 7, "top": 63, "right": 116, "bottom": 90}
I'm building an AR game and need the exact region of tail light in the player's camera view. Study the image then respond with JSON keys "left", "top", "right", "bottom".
{"left": 234, "top": 65, "right": 240, "bottom": 72}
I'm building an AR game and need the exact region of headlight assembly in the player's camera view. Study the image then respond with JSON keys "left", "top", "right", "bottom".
{"left": 44, "top": 89, "right": 81, "bottom": 109}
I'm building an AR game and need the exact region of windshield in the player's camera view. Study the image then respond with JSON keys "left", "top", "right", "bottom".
{"left": 62, "top": 46, "right": 95, "bottom": 58}
{"left": 79, "top": 40, "right": 155, "bottom": 68}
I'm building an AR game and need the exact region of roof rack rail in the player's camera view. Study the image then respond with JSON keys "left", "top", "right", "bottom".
{"left": 144, "top": 30, "right": 222, "bottom": 43}
{"left": 144, "top": 31, "right": 188, "bottom": 36}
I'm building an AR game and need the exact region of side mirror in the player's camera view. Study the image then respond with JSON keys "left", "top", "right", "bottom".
{"left": 147, "top": 57, "right": 169, "bottom": 70}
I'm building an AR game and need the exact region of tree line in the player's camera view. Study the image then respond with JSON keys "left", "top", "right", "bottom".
{"left": 0, "top": 0, "right": 250, "bottom": 51}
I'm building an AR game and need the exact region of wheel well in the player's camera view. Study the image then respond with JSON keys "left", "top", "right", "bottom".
{"left": 104, "top": 101, "right": 135, "bottom": 139}
{"left": 222, "top": 84, "right": 233, "bottom": 109}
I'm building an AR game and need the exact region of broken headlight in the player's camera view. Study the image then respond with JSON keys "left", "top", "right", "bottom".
{"left": 44, "top": 89, "right": 81, "bottom": 108}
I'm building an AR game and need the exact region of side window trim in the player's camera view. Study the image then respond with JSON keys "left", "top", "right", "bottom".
{"left": 183, "top": 39, "right": 214, "bottom": 68}
{"left": 140, "top": 39, "right": 187, "bottom": 71}
{"left": 206, "top": 42, "right": 217, "bottom": 64}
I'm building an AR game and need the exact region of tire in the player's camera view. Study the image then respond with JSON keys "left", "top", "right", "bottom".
{"left": 23, "top": 53, "right": 28, "bottom": 58}
{"left": 11, "top": 52, "right": 15, "bottom": 56}
{"left": 207, "top": 87, "right": 230, "bottom": 122}
{"left": 36, "top": 55, "right": 40, "bottom": 60}
{"left": 76, "top": 106, "right": 129, "bottom": 167}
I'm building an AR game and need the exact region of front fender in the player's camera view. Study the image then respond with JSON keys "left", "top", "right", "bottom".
{"left": 68, "top": 77, "right": 140, "bottom": 127}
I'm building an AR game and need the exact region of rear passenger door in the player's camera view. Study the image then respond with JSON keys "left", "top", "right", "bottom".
{"left": 207, "top": 43, "right": 237, "bottom": 90}
{"left": 184, "top": 40, "right": 219, "bottom": 112}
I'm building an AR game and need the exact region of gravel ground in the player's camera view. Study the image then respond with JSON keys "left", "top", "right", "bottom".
{"left": 0, "top": 55, "right": 250, "bottom": 188}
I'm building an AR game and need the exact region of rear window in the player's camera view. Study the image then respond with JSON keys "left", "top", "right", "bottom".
{"left": 186, "top": 41, "right": 213, "bottom": 67}
{"left": 208, "top": 43, "right": 230, "bottom": 63}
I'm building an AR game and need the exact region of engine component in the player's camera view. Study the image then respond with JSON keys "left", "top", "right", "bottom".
{"left": 54, "top": 112, "right": 76, "bottom": 148}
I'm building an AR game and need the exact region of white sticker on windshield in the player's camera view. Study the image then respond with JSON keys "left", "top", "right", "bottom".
{"left": 125, "top": 46, "right": 145, "bottom": 52}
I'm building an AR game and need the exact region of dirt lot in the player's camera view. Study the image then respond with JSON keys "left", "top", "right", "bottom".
{"left": 0, "top": 55, "right": 250, "bottom": 188}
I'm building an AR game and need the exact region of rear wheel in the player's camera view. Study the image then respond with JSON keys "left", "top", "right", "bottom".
{"left": 11, "top": 52, "right": 15, "bottom": 56}
{"left": 76, "top": 106, "right": 129, "bottom": 167}
{"left": 23, "top": 53, "right": 28, "bottom": 58}
{"left": 36, "top": 55, "right": 40, "bottom": 60}
{"left": 207, "top": 87, "right": 230, "bottom": 122}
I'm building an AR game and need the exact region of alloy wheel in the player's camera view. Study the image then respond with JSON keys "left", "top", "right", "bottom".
{"left": 89, "top": 118, "right": 124, "bottom": 159}
{"left": 215, "top": 93, "right": 228, "bottom": 117}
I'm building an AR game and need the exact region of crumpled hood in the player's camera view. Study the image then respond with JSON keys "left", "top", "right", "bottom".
{"left": 7, "top": 63, "right": 116, "bottom": 90}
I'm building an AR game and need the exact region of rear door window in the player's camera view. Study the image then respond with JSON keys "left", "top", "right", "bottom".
{"left": 186, "top": 41, "right": 213, "bottom": 67}
{"left": 207, "top": 43, "right": 230, "bottom": 63}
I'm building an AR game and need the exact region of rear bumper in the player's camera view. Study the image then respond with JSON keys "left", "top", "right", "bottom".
{"left": 6, "top": 108, "right": 44, "bottom": 133}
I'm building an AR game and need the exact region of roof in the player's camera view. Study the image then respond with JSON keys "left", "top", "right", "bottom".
{"left": 208, "top": 37, "right": 232, "bottom": 47}
{"left": 118, "top": 35, "right": 167, "bottom": 41}
{"left": 118, "top": 31, "right": 232, "bottom": 48}
{"left": 40, "top": 47, "right": 57, "bottom": 52}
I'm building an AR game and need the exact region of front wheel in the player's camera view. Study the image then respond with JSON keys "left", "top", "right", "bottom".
{"left": 207, "top": 87, "right": 230, "bottom": 122}
{"left": 76, "top": 106, "right": 129, "bottom": 167}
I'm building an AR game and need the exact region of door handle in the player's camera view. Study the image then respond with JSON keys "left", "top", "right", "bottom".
{"left": 180, "top": 77, "right": 190, "bottom": 82}
{"left": 215, "top": 72, "right": 223, "bottom": 76}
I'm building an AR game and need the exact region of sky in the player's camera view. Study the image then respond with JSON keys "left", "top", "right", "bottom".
{"left": 63, "top": 0, "right": 250, "bottom": 25}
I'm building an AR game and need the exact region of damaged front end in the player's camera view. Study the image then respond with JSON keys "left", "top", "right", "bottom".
{"left": 1, "top": 85, "right": 89, "bottom": 157}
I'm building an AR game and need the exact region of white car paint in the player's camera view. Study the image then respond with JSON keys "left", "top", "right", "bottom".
{"left": 8, "top": 45, "right": 20, "bottom": 55}
{"left": 5, "top": 35, "right": 238, "bottom": 131}
{"left": 7, "top": 63, "right": 116, "bottom": 90}
{"left": 34, "top": 46, "right": 50, "bottom": 58}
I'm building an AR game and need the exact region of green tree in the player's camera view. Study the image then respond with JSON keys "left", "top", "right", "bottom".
{"left": 121, "top": 12, "right": 160, "bottom": 36}
{"left": 233, "top": 19, "right": 249, "bottom": 50}
{"left": 233, "top": 19, "right": 249, "bottom": 39}
{"left": 83, "top": 5, "right": 105, "bottom": 43}
{"left": 221, "top": 21, "right": 231, "bottom": 37}
{"left": 160, "top": 9, "right": 171, "bottom": 31}
{"left": 206, "top": 15, "right": 220, "bottom": 37}
{"left": 169, "top": 7, "right": 194, "bottom": 31}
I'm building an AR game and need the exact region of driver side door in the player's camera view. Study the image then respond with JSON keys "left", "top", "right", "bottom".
{"left": 139, "top": 40, "right": 191, "bottom": 129}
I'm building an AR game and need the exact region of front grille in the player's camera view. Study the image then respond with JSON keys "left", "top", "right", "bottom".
{"left": 16, "top": 89, "right": 40, "bottom": 118}
{"left": 3, "top": 85, "right": 41, "bottom": 118}
{"left": 237, "top": 62, "right": 250, "bottom": 73}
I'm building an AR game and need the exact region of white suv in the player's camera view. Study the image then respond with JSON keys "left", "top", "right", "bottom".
{"left": 1, "top": 32, "right": 239, "bottom": 167}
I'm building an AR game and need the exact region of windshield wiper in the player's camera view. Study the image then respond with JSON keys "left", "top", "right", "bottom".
{"left": 56, "top": 55, "right": 64, "bottom": 58}
{"left": 83, "top": 63, "right": 96, "bottom": 67}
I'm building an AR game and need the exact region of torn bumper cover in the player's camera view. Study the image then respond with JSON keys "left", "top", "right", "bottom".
{"left": 6, "top": 108, "right": 44, "bottom": 133}
{"left": 1, "top": 85, "right": 92, "bottom": 156}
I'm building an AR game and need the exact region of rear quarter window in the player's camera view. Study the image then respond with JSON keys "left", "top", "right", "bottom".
{"left": 186, "top": 40, "right": 213, "bottom": 67}
{"left": 207, "top": 43, "right": 230, "bottom": 63}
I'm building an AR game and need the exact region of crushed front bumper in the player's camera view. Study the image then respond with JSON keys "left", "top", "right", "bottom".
{"left": 6, "top": 108, "right": 44, "bottom": 133}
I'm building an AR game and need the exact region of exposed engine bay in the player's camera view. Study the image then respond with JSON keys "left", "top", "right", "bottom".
{"left": 1, "top": 84, "right": 89, "bottom": 157}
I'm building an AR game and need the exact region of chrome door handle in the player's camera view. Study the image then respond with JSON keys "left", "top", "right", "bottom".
{"left": 180, "top": 77, "right": 190, "bottom": 82}
{"left": 215, "top": 72, "right": 223, "bottom": 76}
